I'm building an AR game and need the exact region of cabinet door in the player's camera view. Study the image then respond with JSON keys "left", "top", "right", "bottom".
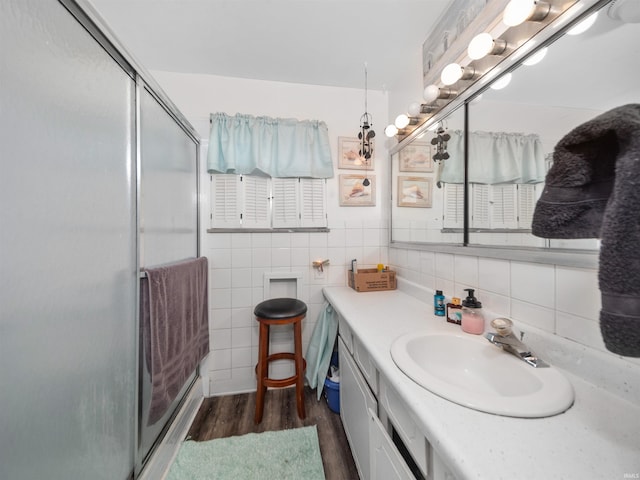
{"left": 339, "top": 338, "right": 376, "bottom": 480}
{"left": 369, "top": 409, "right": 414, "bottom": 480}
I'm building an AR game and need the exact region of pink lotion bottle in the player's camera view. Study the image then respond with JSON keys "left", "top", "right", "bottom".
{"left": 461, "top": 288, "right": 484, "bottom": 334}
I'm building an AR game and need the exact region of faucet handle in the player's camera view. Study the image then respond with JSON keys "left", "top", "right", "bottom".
{"left": 490, "top": 317, "right": 513, "bottom": 336}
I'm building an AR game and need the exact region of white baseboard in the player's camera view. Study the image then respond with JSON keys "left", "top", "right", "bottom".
{"left": 209, "top": 377, "right": 256, "bottom": 396}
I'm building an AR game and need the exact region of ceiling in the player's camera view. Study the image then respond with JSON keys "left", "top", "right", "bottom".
{"left": 87, "top": 0, "right": 452, "bottom": 91}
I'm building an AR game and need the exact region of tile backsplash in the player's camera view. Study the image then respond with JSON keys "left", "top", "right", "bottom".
{"left": 204, "top": 223, "right": 388, "bottom": 395}
{"left": 388, "top": 247, "right": 636, "bottom": 362}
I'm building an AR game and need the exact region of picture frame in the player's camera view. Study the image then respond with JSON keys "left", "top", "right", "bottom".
{"left": 338, "top": 136, "right": 375, "bottom": 170}
{"left": 398, "top": 176, "right": 432, "bottom": 208}
{"left": 339, "top": 174, "right": 376, "bottom": 207}
{"left": 398, "top": 141, "right": 434, "bottom": 172}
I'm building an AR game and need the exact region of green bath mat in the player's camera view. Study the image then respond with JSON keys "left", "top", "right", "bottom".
{"left": 166, "top": 425, "right": 325, "bottom": 480}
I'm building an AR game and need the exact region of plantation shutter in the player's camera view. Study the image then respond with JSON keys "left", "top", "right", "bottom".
{"left": 517, "top": 184, "right": 537, "bottom": 228}
{"left": 471, "top": 184, "right": 490, "bottom": 229}
{"left": 490, "top": 185, "right": 518, "bottom": 229}
{"left": 300, "top": 178, "right": 327, "bottom": 228}
{"left": 443, "top": 183, "right": 464, "bottom": 229}
{"left": 210, "top": 174, "right": 326, "bottom": 230}
{"left": 211, "top": 174, "right": 240, "bottom": 228}
{"left": 242, "top": 175, "right": 270, "bottom": 228}
{"left": 272, "top": 178, "right": 299, "bottom": 228}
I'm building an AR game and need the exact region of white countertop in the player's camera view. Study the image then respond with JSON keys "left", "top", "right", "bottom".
{"left": 323, "top": 286, "right": 640, "bottom": 480}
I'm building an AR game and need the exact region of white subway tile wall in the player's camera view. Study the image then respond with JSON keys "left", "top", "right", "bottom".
{"left": 204, "top": 223, "right": 389, "bottom": 395}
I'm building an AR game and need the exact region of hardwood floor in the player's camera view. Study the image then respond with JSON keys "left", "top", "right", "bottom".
{"left": 186, "top": 386, "right": 359, "bottom": 480}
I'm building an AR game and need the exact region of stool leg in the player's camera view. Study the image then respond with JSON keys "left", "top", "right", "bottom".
{"left": 293, "top": 320, "right": 306, "bottom": 419}
{"left": 255, "top": 322, "right": 269, "bottom": 424}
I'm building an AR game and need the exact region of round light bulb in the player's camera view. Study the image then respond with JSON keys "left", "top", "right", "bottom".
{"left": 385, "top": 124, "right": 398, "bottom": 137}
{"left": 567, "top": 11, "right": 598, "bottom": 35}
{"left": 441, "top": 63, "right": 463, "bottom": 86}
{"left": 490, "top": 72, "right": 512, "bottom": 90}
{"left": 408, "top": 102, "right": 422, "bottom": 117}
{"left": 503, "top": 0, "right": 536, "bottom": 26}
{"left": 423, "top": 84, "right": 440, "bottom": 103}
{"left": 522, "top": 47, "right": 548, "bottom": 66}
{"left": 395, "top": 114, "right": 410, "bottom": 129}
{"left": 468, "top": 33, "right": 494, "bottom": 60}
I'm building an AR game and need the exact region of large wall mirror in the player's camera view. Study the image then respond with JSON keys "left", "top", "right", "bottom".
{"left": 391, "top": 105, "right": 465, "bottom": 244}
{"left": 391, "top": 0, "right": 639, "bottom": 253}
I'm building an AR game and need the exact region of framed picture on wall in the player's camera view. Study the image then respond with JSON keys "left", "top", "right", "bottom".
{"left": 338, "top": 136, "right": 374, "bottom": 170}
{"left": 399, "top": 141, "right": 433, "bottom": 172}
{"left": 398, "top": 176, "right": 432, "bottom": 208}
{"left": 339, "top": 174, "right": 376, "bottom": 206}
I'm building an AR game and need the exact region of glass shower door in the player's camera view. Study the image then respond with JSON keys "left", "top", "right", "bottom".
{"left": 0, "top": 1, "right": 137, "bottom": 478}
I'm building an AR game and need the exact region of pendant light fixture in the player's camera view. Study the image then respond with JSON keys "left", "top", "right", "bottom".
{"left": 358, "top": 63, "right": 375, "bottom": 187}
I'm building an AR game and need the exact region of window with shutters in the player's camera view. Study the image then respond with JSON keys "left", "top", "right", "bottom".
{"left": 443, "top": 183, "right": 465, "bottom": 229}
{"left": 443, "top": 183, "right": 538, "bottom": 231}
{"left": 209, "top": 174, "right": 327, "bottom": 231}
{"left": 490, "top": 185, "right": 518, "bottom": 229}
{"left": 471, "top": 184, "right": 490, "bottom": 229}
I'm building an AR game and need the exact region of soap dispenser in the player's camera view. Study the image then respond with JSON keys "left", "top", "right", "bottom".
{"left": 461, "top": 288, "right": 484, "bottom": 334}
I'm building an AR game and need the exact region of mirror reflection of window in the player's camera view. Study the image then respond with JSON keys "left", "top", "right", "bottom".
{"left": 391, "top": 0, "right": 639, "bottom": 251}
{"left": 391, "top": 106, "right": 465, "bottom": 244}
{"left": 467, "top": 4, "right": 638, "bottom": 250}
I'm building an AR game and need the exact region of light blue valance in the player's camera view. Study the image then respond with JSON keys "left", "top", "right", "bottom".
{"left": 441, "top": 130, "right": 546, "bottom": 184}
{"left": 207, "top": 112, "right": 334, "bottom": 178}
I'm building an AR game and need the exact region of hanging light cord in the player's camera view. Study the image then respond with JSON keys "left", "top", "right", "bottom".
{"left": 358, "top": 62, "right": 375, "bottom": 187}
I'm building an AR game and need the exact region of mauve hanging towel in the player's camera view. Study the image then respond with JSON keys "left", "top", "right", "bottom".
{"left": 141, "top": 257, "right": 209, "bottom": 424}
{"left": 532, "top": 104, "right": 640, "bottom": 357}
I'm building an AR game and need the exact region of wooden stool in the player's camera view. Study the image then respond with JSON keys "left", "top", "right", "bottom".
{"left": 254, "top": 297, "right": 307, "bottom": 424}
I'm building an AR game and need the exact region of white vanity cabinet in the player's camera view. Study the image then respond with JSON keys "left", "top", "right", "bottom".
{"left": 339, "top": 337, "right": 378, "bottom": 479}
{"left": 337, "top": 309, "right": 456, "bottom": 480}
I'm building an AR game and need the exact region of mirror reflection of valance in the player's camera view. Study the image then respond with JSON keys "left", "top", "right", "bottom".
{"left": 207, "top": 112, "right": 334, "bottom": 178}
{"left": 441, "top": 130, "right": 546, "bottom": 184}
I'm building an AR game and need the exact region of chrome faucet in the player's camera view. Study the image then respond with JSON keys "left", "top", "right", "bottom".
{"left": 485, "top": 318, "right": 549, "bottom": 368}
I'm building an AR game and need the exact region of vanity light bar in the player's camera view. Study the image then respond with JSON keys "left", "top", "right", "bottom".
{"left": 389, "top": 0, "right": 583, "bottom": 141}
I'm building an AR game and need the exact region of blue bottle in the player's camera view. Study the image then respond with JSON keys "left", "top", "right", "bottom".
{"left": 434, "top": 290, "right": 445, "bottom": 316}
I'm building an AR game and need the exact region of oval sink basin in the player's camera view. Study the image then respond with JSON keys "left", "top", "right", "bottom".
{"left": 391, "top": 332, "right": 574, "bottom": 418}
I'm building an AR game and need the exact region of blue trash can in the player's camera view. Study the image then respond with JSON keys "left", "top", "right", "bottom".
{"left": 324, "top": 351, "right": 340, "bottom": 413}
{"left": 324, "top": 377, "right": 340, "bottom": 413}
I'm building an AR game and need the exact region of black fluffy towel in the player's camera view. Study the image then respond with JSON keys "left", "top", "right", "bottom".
{"left": 532, "top": 104, "right": 640, "bottom": 357}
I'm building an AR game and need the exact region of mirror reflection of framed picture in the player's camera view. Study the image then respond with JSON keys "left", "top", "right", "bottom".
{"left": 398, "top": 176, "right": 432, "bottom": 208}
{"left": 339, "top": 174, "right": 376, "bottom": 206}
{"left": 399, "top": 141, "right": 433, "bottom": 172}
{"left": 338, "top": 136, "right": 374, "bottom": 170}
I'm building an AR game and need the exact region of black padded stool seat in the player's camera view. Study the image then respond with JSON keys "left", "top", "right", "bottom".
{"left": 254, "top": 298, "right": 307, "bottom": 319}
{"left": 253, "top": 297, "right": 307, "bottom": 424}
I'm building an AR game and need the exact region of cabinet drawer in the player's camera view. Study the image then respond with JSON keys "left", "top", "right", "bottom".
{"left": 353, "top": 334, "right": 378, "bottom": 395}
{"left": 337, "top": 311, "right": 354, "bottom": 354}
{"left": 380, "top": 376, "right": 429, "bottom": 477}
